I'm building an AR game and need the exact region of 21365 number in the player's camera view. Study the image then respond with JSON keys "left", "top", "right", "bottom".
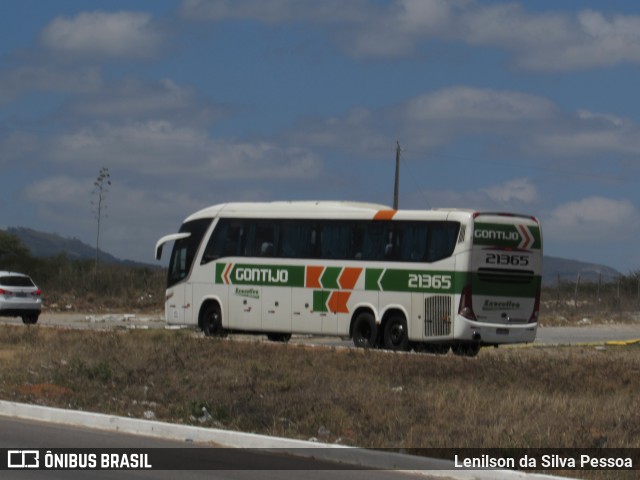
{"left": 485, "top": 253, "right": 529, "bottom": 266}
{"left": 408, "top": 274, "right": 452, "bottom": 290}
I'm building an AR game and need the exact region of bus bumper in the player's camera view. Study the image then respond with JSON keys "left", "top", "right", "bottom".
{"left": 453, "top": 315, "right": 538, "bottom": 345}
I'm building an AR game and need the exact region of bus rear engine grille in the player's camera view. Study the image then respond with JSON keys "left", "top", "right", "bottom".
{"left": 425, "top": 295, "right": 452, "bottom": 337}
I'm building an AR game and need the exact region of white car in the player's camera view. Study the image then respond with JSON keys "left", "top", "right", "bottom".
{"left": 0, "top": 271, "right": 42, "bottom": 324}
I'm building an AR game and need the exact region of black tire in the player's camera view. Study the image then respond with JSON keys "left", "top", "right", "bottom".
{"left": 452, "top": 342, "right": 480, "bottom": 357}
{"left": 383, "top": 315, "right": 409, "bottom": 351}
{"left": 431, "top": 344, "right": 451, "bottom": 355}
{"left": 352, "top": 311, "right": 378, "bottom": 348}
{"left": 201, "top": 304, "right": 226, "bottom": 337}
{"left": 267, "top": 333, "right": 291, "bottom": 342}
{"left": 419, "top": 343, "right": 450, "bottom": 355}
{"left": 21, "top": 314, "right": 39, "bottom": 325}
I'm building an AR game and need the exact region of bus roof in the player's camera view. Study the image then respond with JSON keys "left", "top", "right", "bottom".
{"left": 182, "top": 201, "right": 538, "bottom": 224}
{"left": 185, "top": 201, "right": 391, "bottom": 221}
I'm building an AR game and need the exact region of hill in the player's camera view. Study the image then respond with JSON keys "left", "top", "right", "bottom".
{"left": 5, "top": 227, "right": 145, "bottom": 267}
{"left": 4, "top": 226, "right": 621, "bottom": 284}
{"left": 542, "top": 255, "right": 621, "bottom": 285}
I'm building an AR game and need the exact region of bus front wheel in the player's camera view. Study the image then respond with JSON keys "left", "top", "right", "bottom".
{"left": 267, "top": 333, "right": 291, "bottom": 342}
{"left": 352, "top": 312, "right": 378, "bottom": 348}
{"left": 202, "top": 304, "right": 226, "bottom": 337}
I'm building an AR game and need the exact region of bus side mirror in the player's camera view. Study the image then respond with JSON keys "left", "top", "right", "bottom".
{"left": 155, "top": 245, "right": 163, "bottom": 261}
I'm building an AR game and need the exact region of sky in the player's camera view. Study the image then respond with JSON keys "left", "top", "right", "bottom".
{"left": 2, "top": 0, "right": 640, "bottom": 274}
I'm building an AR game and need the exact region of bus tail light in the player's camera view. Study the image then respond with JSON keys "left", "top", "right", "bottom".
{"left": 529, "top": 288, "right": 541, "bottom": 323}
{"left": 458, "top": 284, "right": 477, "bottom": 321}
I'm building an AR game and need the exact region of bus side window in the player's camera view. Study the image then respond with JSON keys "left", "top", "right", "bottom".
{"left": 281, "top": 221, "right": 317, "bottom": 258}
{"left": 201, "top": 219, "right": 244, "bottom": 263}
{"left": 399, "top": 222, "right": 428, "bottom": 262}
{"left": 362, "top": 222, "right": 393, "bottom": 261}
{"left": 427, "top": 222, "right": 460, "bottom": 262}
{"left": 320, "top": 222, "right": 353, "bottom": 259}
{"left": 245, "top": 221, "right": 280, "bottom": 257}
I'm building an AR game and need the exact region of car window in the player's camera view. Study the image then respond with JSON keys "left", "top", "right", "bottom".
{"left": 0, "top": 276, "right": 35, "bottom": 287}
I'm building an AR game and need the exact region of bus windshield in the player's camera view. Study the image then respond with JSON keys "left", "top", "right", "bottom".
{"left": 167, "top": 218, "right": 212, "bottom": 287}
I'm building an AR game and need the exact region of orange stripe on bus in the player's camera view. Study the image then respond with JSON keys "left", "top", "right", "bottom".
{"left": 338, "top": 267, "right": 362, "bottom": 290}
{"left": 327, "top": 291, "right": 350, "bottom": 314}
{"left": 374, "top": 209, "right": 397, "bottom": 220}
{"left": 223, "top": 263, "right": 233, "bottom": 284}
{"left": 306, "top": 266, "right": 324, "bottom": 289}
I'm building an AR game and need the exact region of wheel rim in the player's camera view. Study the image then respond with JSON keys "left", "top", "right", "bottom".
{"left": 389, "top": 323, "right": 404, "bottom": 346}
{"left": 353, "top": 312, "right": 378, "bottom": 348}
{"left": 384, "top": 317, "right": 407, "bottom": 350}
{"left": 203, "top": 308, "right": 220, "bottom": 336}
{"left": 357, "top": 325, "right": 370, "bottom": 346}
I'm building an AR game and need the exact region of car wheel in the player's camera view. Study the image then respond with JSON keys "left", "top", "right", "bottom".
{"left": 21, "top": 315, "right": 39, "bottom": 325}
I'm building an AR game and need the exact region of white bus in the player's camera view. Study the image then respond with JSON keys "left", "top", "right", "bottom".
{"left": 155, "top": 201, "right": 542, "bottom": 356}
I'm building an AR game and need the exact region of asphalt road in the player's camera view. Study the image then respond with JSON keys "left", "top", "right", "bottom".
{"left": 0, "top": 417, "right": 436, "bottom": 480}
{"left": 1, "top": 312, "right": 639, "bottom": 347}
{"left": 0, "top": 313, "right": 640, "bottom": 347}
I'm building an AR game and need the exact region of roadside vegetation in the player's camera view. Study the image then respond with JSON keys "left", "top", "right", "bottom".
{"left": 0, "top": 230, "right": 164, "bottom": 312}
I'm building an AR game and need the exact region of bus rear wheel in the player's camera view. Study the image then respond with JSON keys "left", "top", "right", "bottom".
{"left": 452, "top": 342, "right": 480, "bottom": 357}
{"left": 202, "top": 304, "right": 226, "bottom": 337}
{"left": 383, "top": 315, "right": 409, "bottom": 351}
{"left": 352, "top": 312, "right": 378, "bottom": 348}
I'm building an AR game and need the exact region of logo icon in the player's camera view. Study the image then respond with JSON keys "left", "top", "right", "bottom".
{"left": 7, "top": 450, "right": 40, "bottom": 469}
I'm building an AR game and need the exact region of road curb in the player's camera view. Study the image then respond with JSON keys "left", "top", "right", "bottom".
{"left": 0, "top": 400, "right": 573, "bottom": 479}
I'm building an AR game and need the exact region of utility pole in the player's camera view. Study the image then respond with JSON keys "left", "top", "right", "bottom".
{"left": 393, "top": 141, "right": 401, "bottom": 210}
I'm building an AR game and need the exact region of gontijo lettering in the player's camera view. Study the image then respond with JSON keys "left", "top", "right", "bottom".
{"left": 474, "top": 229, "right": 520, "bottom": 241}
{"left": 235, "top": 267, "right": 289, "bottom": 284}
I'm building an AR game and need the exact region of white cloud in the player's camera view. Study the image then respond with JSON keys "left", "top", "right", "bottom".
{"left": 405, "top": 87, "right": 556, "bottom": 123}
{"left": 288, "top": 85, "right": 640, "bottom": 164}
{"left": 405, "top": 178, "right": 538, "bottom": 212}
{"left": 43, "top": 121, "right": 322, "bottom": 180}
{"left": 23, "top": 176, "right": 91, "bottom": 205}
{"left": 181, "top": 0, "right": 640, "bottom": 71}
{"left": 40, "top": 11, "right": 166, "bottom": 59}
{"left": 0, "top": 65, "right": 104, "bottom": 104}
{"left": 482, "top": 178, "right": 538, "bottom": 205}
{"left": 289, "top": 86, "right": 559, "bottom": 157}
{"left": 545, "top": 197, "right": 640, "bottom": 242}
{"left": 180, "top": 0, "right": 369, "bottom": 24}
{"left": 65, "top": 78, "right": 218, "bottom": 126}
{"left": 533, "top": 109, "right": 640, "bottom": 157}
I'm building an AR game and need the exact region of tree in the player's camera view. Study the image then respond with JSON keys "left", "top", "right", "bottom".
{"left": 0, "top": 231, "right": 30, "bottom": 259}
{"left": 92, "top": 167, "right": 111, "bottom": 272}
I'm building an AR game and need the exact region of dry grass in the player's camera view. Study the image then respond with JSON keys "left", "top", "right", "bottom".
{"left": 1, "top": 326, "right": 638, "bottom": 478}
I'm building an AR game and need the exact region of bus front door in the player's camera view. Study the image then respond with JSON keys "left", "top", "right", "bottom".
{"left": 167, "top": 283, "right": 193, "bottom": 325}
